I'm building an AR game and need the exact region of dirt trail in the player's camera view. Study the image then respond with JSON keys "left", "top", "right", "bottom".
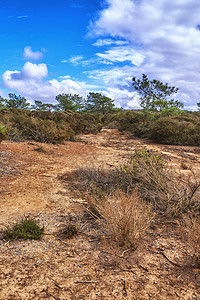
{"left": 0, "top": 129, "right": 200, "bottom": 299}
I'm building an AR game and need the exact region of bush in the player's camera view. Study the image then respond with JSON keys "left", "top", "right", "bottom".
{"left": 0, "top": 123, "right": 7, "bottom": 143}
{"left": 69, "top": 113, "right": 102, "bottom": 134}
{"left": 0, "top": 109, "right": 102, "bottom": 143}
{"left": 63, "top": 168, "right": 154, "bottom": 248}
{"left": 102, "top": 111, "right": 200, "bottom": 146}
{"left": 7, "top": 114, "right": 75, "bottom": 143}
{"left": 2, "top": 216, "right": 44, "bottom": 240}
{"left": 150, "top": 116, "right": 200, "bottom": 146}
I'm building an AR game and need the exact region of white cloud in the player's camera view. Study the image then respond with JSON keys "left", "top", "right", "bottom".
{"left": 59, "top": 75, "right": 71, "bottom": 79}
{"left": 93, "top": 39, "right": 128, "bottom": 47}
{"left": 22, "top": 62, "right": 48, "bottom": 79}
{"left": 24, "top": 46, "right": 44, "bottom": 61}
{"left": 89, "top": 0, "right": 200, "bottom": 109}
{"left": 84, "top": 66, "right": 142, "bottom": 109}
{"left": 69, "top": 56, "right": 84, "bottom": 65}
{"left": 105, "top": 87, "right": 141, "bottom": 109}
{"left": 2, "top": 63, "right": 87, "bottom": 103}
{"left": 66, "top": 55, "right": 114, "bottom": 67}
{"left": 3, "top": 62, "right": 48, "bottom": 82}
{"left": 60, "top": 59, "right": 68, "bottom": 63}
{"left": 96, "top": 47, "right": 144, "bottom": 66}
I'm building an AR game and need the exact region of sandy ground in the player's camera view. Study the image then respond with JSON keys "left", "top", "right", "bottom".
{"left": 0, "top": 129, "right": 200, "bottom": 299}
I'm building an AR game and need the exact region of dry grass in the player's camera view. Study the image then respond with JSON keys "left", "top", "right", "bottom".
{"left": 61, "top": 148, "right": 200, "bottom": 221}
{"left": 99, "top": 189, "right": 154, "bottom": 249}
{"left": 180, "top": 214, "right": 200, "bottom": 267}
{"left": 165, "top": 172, "right": 200, "bottom": 217}
{"left": 114, "top": 149, "right": 200, "bottom": 217}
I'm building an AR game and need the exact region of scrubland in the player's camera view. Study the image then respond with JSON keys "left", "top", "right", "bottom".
{"left": 0, "top": 127, "right": 199, "bottom": 299}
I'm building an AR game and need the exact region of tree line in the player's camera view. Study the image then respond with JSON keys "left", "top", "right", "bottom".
{"left": 0, "top": 92, "right": 118, "bottom": 114}
{"left": 2, "top": 74, "right": 200, "bottom": 114}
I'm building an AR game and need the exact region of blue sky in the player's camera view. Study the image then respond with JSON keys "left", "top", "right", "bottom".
{"left": 0, "top": 0, "right": 200, "bottom": 110}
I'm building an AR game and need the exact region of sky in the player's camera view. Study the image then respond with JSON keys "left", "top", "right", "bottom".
{"left": 0, "top": 0, "right": 200, "bottom": 110}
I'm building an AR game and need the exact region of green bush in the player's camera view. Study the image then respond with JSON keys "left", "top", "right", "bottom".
{"left": 106, "top": 110, "right": 155, "bottom": 138}
{"left": 0, "top": 109, "right": 102, "bottom": 143}
{"left": 103, "top": 111, "right": 200, "bottom": 146}
{"left": 150, "top": 116, "right": 200, "bottom": 145}
{"left": 69, "top": 113, "right": 102, "bottom": 134}
{"left": 6, "top": 113, "right": 74, "bottom": 143}
{"left": 2, "top": 216, "right": 44, "bottom": 240}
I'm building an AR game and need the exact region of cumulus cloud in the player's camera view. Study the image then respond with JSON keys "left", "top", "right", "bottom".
{"left": 89, "top": 0, "right": 200, "bottom": 109}
{"left": 2, "top": 62, "right": 87, "bottom": 103}
{"left": 85, "top": 66, "right": 142, "bottom": 108}
{"left": 22, "top": 62, "right": 48, "bottom": 79}
{"left": 3, "top": 62, "right": 48, "bottom": 82}
{"left": 24, "top": 46, "right": 44, "bottom": 61}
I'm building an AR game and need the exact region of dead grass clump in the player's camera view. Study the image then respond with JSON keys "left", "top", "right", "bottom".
{"left": 99, "top": 189, "right": 154, "bottom": 249}
{"left": 180, "top": 214, "right": 200, "bottom": 267}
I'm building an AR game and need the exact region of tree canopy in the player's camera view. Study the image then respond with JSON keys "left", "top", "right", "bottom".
{"left": 85, "top": 92, "right": 115, "bottom": 114}
{"left": 31, "top": 100, "right": 57, "bottom": 112}
{"left": 132, "top": 74, "right": 183, "bottom": 111}
{"left": 55, "top": 93, "right": 85, "bottom": 112}
{"left": 0, "top": 93, "right": 30, "bottom": 110}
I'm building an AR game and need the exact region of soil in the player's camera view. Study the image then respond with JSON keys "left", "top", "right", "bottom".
{"left": 0, "top": 129, "right": 200, "bottom": 300}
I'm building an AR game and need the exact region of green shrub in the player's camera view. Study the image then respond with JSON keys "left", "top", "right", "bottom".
{"left": 7, "top": 114, "right": 75, "bottom": 143}
{"left": 2, "top": 216, "right": 44, "bottom": 240}
{"left": 108, "top": 110, "right": 155, "bottom": 139}
{"left": 150, "top": 116, "right": 200, "bottom": 145}
{"left": 0, "top": 109, "right": 102, "bottom": 142}
{"left": 69, "top": 113, "right": 102, "bottom": 134}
